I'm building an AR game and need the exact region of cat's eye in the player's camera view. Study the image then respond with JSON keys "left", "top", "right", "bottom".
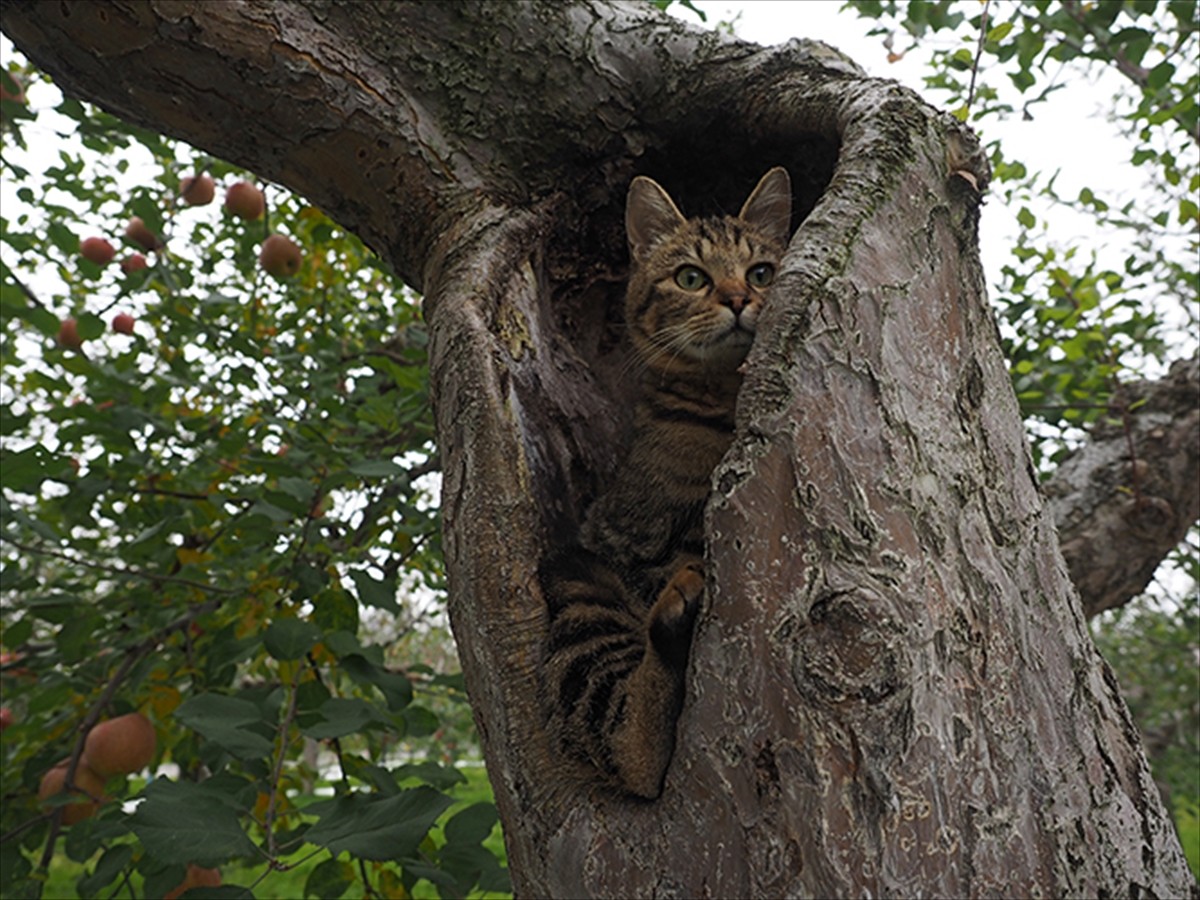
{"left": 674, "top": 266, "right": 709, "bottom": 291}
{"left": 747, "top": 263, "right": 775, "bottom": 287}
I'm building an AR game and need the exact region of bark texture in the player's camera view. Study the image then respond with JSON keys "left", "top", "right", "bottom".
{"left": 3, "top": 2, "right": 1195, "bottom": 897}
{"left": 1046, "top": 355, "right": 1200, "bottom": 617}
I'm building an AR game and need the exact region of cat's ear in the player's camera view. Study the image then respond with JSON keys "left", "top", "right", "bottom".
{"left": 626, "top": 176, "right": 687, "bottom": 262}
{"left": 738, "top": 167, "right": 792, "bottom": 248}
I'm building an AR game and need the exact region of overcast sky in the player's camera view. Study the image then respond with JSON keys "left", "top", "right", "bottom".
{"left": 677, "top": 0, "right": 1143, "bottom": 288}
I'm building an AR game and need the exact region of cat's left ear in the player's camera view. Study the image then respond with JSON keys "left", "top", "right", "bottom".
{"left": 738, "top": 167, "right": 793, "bottom": 248}
{"left": 626, "top": 175, "right": 687, "bottom": 263}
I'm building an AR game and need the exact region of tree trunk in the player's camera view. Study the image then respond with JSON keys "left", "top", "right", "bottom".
{"left": 3, "top": 2, "right": 1194, "bottom": 896}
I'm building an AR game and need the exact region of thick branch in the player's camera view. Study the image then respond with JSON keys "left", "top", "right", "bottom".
{"left": 1045, "top": 355, "right": 1200, "bottom": 617}
{"left": 0, "top": 0, "right": 727, "bottom": 289}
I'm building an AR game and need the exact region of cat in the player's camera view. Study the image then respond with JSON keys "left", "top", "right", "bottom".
{"left": 540, "top": 167, "right": 793, "bottom": 798}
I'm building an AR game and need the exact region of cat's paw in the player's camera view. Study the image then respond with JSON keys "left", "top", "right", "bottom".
{"left": 647, "top": 563, "right": 704, "bottom": 668}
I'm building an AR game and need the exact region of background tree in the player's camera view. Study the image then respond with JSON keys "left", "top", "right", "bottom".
{"left": 1, "top": 1, "right": 1195, "bottom": 897}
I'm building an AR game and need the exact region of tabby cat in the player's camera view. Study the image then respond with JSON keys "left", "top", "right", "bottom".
{"left": 540, "top": 168, "right": 793, "bottom": 798}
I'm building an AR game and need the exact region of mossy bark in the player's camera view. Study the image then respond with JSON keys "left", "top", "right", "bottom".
{"left": 3, "top": 1, "right": 1194, "bottom": 896}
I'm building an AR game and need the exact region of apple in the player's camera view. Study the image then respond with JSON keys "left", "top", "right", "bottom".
{"left": 0, "top": 72, "right": 25, "bottom": 104}
{"left": 38, "top": 759, "right": 106, "bottom": 825}
{"left": 179, "top": 172, "right": 215, "bottom": 206}
{"left": 164, "top": 864, "right": 222, "bottom": 900}
{"left": 0, "top": 650, "right": 31, "bottom": 677}
{"left": 224, "top": 181, "right": 265, "bottom": 220}
{"left": 57, "top": 317, "right": 83, "bottom": 350}
{"left": 259, "top": 234, "right": 302, "bottom": 278}
{"left": 80, "top": 237, "right": 116, "bottom": 266}
{"left": 112, "top": 313, "right": 136, "bottom": 335}
{"left": 0, "top": 707, "right": 12, "bottom": 730}
{"left": 120, "top": 253, "right": 148, "bottom": 274}
{"left": 124, "top": 217, "right": 162, "bottom": 252}
{"left": 83, "top": 712, "right": 156, "bottom": 777}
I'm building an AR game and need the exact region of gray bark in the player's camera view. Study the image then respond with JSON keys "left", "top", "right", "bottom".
{"left": 3, "top": 1, "right": 1194, "bottom": 896}
{"left": 1046, "top": 355, "right": 1200, "bottom": 617}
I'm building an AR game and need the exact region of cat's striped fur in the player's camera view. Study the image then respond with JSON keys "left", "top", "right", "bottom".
{"left": 541, "top": 168, "right": 792, "bottom": 798}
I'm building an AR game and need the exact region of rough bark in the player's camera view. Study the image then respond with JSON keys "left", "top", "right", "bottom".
{"left": 1046, "top": 355, "right": 1200, "bottom": 617}
{"left": 3, "top": 2, "right": 1195, "bottom": 897}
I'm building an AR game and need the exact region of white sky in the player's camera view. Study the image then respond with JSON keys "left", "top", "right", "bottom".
{"left": 681, "top": 0, "right": 1142, "bottom": 290}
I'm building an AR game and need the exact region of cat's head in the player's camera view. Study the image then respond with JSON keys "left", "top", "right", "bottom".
{"left": 624, "top": 167, "right": 792, "bottom": 376}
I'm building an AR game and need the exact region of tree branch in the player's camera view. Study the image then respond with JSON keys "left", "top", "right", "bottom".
{"left": 1045, "top": 355, "right": 1200, "bottom": 617}
{"left": 0, "top": 536, "right": 239, "bottom": 595}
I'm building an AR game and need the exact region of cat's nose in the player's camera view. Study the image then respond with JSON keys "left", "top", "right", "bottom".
{"left": 716, "top": 282, "right": 749, "bottom": 314}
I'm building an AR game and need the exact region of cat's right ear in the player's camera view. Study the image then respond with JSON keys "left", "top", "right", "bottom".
{"left": 626, "top": 176, "right": 686, "bottom": 263}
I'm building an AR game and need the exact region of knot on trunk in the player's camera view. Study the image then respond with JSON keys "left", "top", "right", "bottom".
{"left": 1123, "top": 495, "right": 1176, "bottom": 541}
{"left": 790, "top": 589, "right": 909, "bottom": 709}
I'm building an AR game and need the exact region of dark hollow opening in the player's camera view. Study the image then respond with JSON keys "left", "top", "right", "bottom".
{"left": 526, "top": 134, "right": 840, "bottom": 545}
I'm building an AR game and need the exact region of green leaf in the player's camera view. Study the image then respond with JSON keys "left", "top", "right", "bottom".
{"left": 305, "top": 787, "right": 453, "bottom": 861}
{"left": 264, "top": 618, "right": 321, "bottom": 661}
{"left": 175, "top": 694, "right": 274, "bottom": 758}
{"left": 0, "top": 445, "right": 72, "bottom": 491}
{"left": 444, "top": 802, "right": 499, "bottom": 845}
{"left": 304, "top": 857, "right": 352, "bottom": 900}
{"left": 276, "top": 476, "right": 316, "bottom": 504}
{"left": 1147, "top": 61, "right": 1176, "bottom": 91}
{"left": 350, "top": 569, "right": 399, "bottom": 614}
{"left": 340, "top": 654, "right": 413, "bottom": 711}
{"left": 985, "top": 21, "right": 1013, "bottom": 43}
{"left": 131, "top": 779, "right": 257, "bottom": 866}
{"left": 76, "top": 844, "right": 134, "bottom": 897}
{"left": 302, "top": 697, "right": 380, "bottom": 740}
{"left": 392, "top": 761, "right": 468, "bottom": 791}
{"left": 347, "top": 459, "right": 405, "bottom": 478}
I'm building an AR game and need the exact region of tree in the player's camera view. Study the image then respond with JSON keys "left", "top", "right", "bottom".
{"left": 1, "top": 1, "right": 1194, "bottom": 897}
{"left": 841, "top": 0, "right": 1199, "bottom": 619}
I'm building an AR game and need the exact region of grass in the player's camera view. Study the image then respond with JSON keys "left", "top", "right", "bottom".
{"left": 22, "top": 763, "right": 508, "bottom": 900}
{"left": 1176, "top": 800, "right": 1200, "bottom": 882}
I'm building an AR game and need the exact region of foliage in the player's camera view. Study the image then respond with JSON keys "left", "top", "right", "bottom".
{"left": 1091, "top": 588, "right": 1200, "bottom": 869}
{"left": 846, "top": 0, "right": 1197, "bottom": 469}
{"left": 0, "top": 53, "right": 507, "bottom": 899}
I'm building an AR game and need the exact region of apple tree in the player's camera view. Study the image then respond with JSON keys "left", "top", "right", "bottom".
{"left": 1, "top": 1, "right": 1196, "bottom": 897}
{"left": 1, "top": 52, "right": 506, "bottom": 900}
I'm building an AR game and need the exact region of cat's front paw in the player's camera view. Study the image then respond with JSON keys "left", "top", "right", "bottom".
{"left": 647, "top": 562, "right": 704, "bottom": 667}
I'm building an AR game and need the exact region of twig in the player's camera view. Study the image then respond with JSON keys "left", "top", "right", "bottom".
{"left": 965, "top": 0, "right": 992, "bottom": 116}
{"left": 263, "top": 665, "right": 302, "bottom": 860}
{"left": 5, "top": 269, "right": 48, "bottom": 310}
{"left": 0, "top": 536, "right": 239, "bottom": 595}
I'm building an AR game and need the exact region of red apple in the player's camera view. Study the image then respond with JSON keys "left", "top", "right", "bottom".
{"left": 0, "top": 650, "right": 31, "bottom": 678}
{"left": 259, "top": 234, "right": 302, "bottom": 278}
{"left": 38, "top": 759, "right": 106, "bottom": 825}
{"left": 83, "top": 712, "right": 156, "bottom": 777}
{"left": 179, "top": 172, "right": 215, "bottom": 206}
{"left": 0, "top": 72, "right": 25, "bottom": 104}
{"left": 80, "top": 237, "right": 116, "bottom": 266}
{"left": 0, "top": 707, "right": 13, "bottom": 730}
{"left": 112, "top": 313, "right": 136, "bottom": 335}
{"left": 224, "top": 181, "right": 265, "bottom": 220}
{"left": 124, "top": 217, "right": 161, "bottom": 252}
{"left": 164, "top": 865, "right": 222, "bottom": 900}
{"left": 120, "top": 253, "right": 148, "bottom": 274}
{"left": 57, "top": 318, "right": 83, "bottom": 350}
